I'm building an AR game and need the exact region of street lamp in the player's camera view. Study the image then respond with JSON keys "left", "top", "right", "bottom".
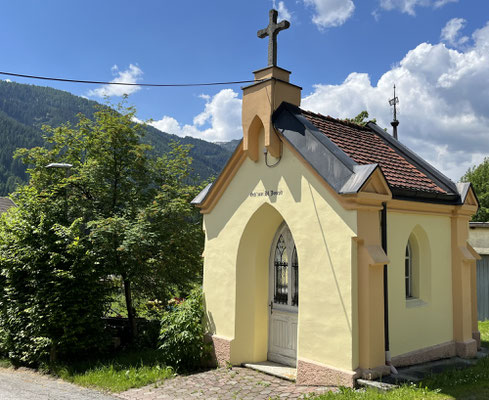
{"left": 45, "top": 163, "right": 73, "bottom": 170}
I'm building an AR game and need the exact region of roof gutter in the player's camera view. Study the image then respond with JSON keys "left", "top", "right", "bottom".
{"left": 381, "top": 202, "right": 398, "bottom": 375}
{"left": 391, "top": 187, "right": 460, "bottom": 205}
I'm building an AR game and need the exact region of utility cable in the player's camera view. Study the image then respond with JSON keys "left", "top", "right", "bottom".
{"left": 0, "top": 71, "right": 264, "bottom": 87}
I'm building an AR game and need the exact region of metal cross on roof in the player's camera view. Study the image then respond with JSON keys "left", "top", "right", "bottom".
{"left": 257, "top": 9, "right": 290, "bottom": 67}
{"left": 389, "top": 84, "right": 399, "bottom": 121}
{"left": 389, "top": 84, "right": 400, "bottom": 139}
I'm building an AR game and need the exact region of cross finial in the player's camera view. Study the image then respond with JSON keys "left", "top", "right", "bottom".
{"left": 257, "top": 9, "right": 290, "bottom": 67}
{"left": 389, "top": 84, "right": 400, "bottom": 139}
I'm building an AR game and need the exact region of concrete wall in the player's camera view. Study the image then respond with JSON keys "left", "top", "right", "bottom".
{"left": 469, "top": 224, "right": 489, "bottom": 255}
{"left": 469, "top": 224, "right": 489, "bottom": 321}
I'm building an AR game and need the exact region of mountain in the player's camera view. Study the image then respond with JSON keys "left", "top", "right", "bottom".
{"left": 0, "top": 81, "right": 233, "bottom": 195}
{"left": 215, "top": 139, "right": 241, "bottom": 153}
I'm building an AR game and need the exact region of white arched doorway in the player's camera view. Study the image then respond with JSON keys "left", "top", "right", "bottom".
{"left": 268, "top": 222, "right": 299, "bottom": 366}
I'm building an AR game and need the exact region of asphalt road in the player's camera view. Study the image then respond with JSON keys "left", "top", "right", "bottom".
{"left": 0, "top": 368, "right": 118, "bottom": 400}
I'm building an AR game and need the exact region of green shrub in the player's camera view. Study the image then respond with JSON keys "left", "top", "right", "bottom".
{"left": 158, "top": 288, "right": 208, "bottom": 371}
{"left": 0, "top": 192, "right": 111, "bottom": 365}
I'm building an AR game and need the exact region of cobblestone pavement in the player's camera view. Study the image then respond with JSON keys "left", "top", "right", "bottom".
{"left": 117, "top": 367, "right": 336, "bottom": 400}
{"left": 0, "top": 367, "right": 117, "bottom": 400}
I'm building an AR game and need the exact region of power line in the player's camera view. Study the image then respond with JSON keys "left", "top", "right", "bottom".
{"left": 0, "top": 71, "right": 263, "bottom": 87}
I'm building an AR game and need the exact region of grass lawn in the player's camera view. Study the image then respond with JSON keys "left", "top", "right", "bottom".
{"left": 46, "top": 349, "right": 175, "bottom": 393}
{"left": 310, "top": 321, "right": 489, "bottom": 400}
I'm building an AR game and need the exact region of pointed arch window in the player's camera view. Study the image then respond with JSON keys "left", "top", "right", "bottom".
{"left": 292, "top": 246, "right": 299, "bottom": 306}
{"left": 272, "top": 227, "right": 299, "bottom": 308}
{"left": 274, "top": 235, "right": 288, "bottom": 305}
{"left": 405, "top": 241, "right": 413, "bottom": 298}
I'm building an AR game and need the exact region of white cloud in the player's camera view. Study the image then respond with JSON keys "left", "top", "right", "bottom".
{"left": 378, "top": 0, "right": 457, "bottom": 15}
{"left": 441, "top": 18, "right": 469, "bottom": 48}
{"left": 303, "top": 0, "right": 355, "bottom": 28}
{"left": 150, "top": 89, "right": 242, "bottom": 142}
{"left": 4, "top": 79, "right": 11, "bottom": 83}
{"left": 302, "top": 21, "right": 489, "bottom": 181}
{"left": 433, "top": 0, "right": 457, "bottom": 8}
{"left": 87, "top": 64, "right": 143, "bottom": 98}
{"left": 273, "top": 0, "right": 293, "bottom": 21}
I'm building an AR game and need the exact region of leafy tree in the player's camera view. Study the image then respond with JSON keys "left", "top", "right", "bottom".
{"left": 461, "top": 158, "right": 489, "bottom": 221}
{"left": 345, "top": 110, "right": 376, "bottom": 126}
{"left": 0, "top": 188, "right": 110, "bottom": 364}
{"left": 1, "top": 99, "right": 203, "bottom": 355}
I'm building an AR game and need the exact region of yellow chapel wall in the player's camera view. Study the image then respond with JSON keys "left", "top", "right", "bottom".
{"left": 202, "top": 131, "right": 359, "bottom": 371}
{"left": 387, "top": 211, "right": 453, "bottom": 357}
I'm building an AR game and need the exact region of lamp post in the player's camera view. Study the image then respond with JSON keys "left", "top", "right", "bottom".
{"left": 45, "top": 162, "right": 73, "bottom": 172}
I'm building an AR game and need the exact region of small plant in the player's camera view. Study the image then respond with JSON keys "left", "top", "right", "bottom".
{"left": 158, "top": 287, "right": 209, "bottom": 371}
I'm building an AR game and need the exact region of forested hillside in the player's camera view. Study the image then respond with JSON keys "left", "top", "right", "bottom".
{"left": 0, "top": 81, "right": 233, "bottom": 195}
{"left": 215, "top": 139, "right": 241, "bottom": 153}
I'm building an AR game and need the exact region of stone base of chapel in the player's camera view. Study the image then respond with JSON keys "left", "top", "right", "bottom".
{"left": 296, "top": 359, "right": 359, "bottom": 388}
{"left": 456, "top": 339, "right": 478, "bottom": 358}
{"left": 391, "top": 341, "right": 457, "bottom": 368}
{"left": 391, "top": 339, "right": 478, "bottom": 369}
{"left": 473, "top": 331, "right": 481, "bottom": 351}
{"left": 206, "top": 335, "right": 479, "bottom": 387}
{"left": 207, "top": 334, "right": 232, "bottom": 367}
{"left": 357, "top": 365, "right": 391, "bottom": 381}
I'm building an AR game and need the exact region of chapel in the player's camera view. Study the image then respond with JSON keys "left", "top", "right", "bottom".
{"left": 192, "top": 9, "right": 480, "bottom": 387}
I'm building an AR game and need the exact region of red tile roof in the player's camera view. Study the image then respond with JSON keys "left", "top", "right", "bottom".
{"left": 301, "top": 109, "right": 447, "bottom": 194}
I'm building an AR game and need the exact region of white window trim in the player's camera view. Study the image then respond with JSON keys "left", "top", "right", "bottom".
{"left": 406, "top": 298, "right": 427, "bottom": 308}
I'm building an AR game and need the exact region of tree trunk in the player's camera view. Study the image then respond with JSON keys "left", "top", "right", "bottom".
{"left": 50, "top": 344, "right": 57, "bottom": 363}
{"left": 123, "top": 278, "right": 137, "bottom": 343}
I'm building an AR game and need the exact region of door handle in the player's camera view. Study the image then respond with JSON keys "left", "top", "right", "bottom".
{"left": 270, "top": 301, "right": 273, "bottom": 315}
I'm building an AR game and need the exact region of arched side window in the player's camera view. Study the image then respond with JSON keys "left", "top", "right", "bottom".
{"left": 405, "top": 241, "right": 413, "bottom": 298}
{"left": 404, "top": 227, "right": 431, "bottom": 303}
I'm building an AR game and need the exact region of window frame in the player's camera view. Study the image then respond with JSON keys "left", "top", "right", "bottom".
{"left": 405, "top": 241, "right": 413, "bottom": 299}
{"left": 269, "top": 222, "right": 299, "bottom": 313}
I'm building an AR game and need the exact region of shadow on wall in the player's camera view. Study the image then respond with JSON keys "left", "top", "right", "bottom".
{"left": 308, "top": 182, "right": 352, "bottom": 335}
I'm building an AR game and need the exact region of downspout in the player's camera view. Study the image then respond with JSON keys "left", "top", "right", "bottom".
{"left": 381, "top": 202, "right": 398, "bottom": 374}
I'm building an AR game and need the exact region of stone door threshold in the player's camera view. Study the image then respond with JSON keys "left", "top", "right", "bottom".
{"left": 243, "top": 361, "right": 297, "bottom": 382}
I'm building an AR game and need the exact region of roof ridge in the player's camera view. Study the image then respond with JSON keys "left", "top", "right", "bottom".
{"left": 299, "top": 107, "right": 372, "bottom": 131}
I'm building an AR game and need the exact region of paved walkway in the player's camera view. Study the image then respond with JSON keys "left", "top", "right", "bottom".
{"left": 117, "top": 367, "right": 335, "bottom": 400}
{"left": 0, "top": 367, "right": 117, "bottom": 400}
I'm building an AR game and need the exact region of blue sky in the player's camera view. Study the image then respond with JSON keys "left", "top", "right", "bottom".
{"left": 2, "top": 0, "right": 489, "bottom": 180}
